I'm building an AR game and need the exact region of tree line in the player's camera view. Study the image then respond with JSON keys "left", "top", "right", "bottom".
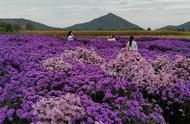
{"left": 0, "top": 22, "right": 33, "bottom": 33}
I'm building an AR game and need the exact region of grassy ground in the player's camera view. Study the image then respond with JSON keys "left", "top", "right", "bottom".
{"left": 155, "top": 35, "right": 190, "bottom": 39}
{"left": 3, "top": 30, "right": 190, "bottom": 39}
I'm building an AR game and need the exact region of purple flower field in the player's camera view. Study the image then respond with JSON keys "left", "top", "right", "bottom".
{"left": 0, "top": 35, "right": 190, "bottom": 124}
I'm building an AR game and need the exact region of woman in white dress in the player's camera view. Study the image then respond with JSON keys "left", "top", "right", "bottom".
{"left": 67, "top": 31, "right": 74, "bottom": 41}
{"left": 126, "top": 36, "right": 138, "bottom": 51}
{"left": 107, "top": 35, "right": 117, "bottom": 41}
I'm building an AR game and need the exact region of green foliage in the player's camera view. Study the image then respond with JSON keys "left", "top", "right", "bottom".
{"left": 177, "top": 28, "right": 185, "bottom": 31}
{"left": 97, "top": 28, "right": 103, "bottom": 31}
{"left": 26, "top": 23, "right": 33, "bottom": 30}
{"left": 14, "top": 24, "right": 21, "bottom": 31}
{"left": 0, "top": 22, "right": 21, "bottom": 33}
{"left": 21, "top": 30, "right": 190, "bottom": 38}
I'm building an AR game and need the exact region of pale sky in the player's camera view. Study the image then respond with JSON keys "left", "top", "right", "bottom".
{"left": 0, "top": 0, "right": 190, "bottom": 29}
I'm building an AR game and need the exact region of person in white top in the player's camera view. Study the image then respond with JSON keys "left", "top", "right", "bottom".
{"left": 126, "top": 36, "right": 138, "bottom": 51}
{"left": 67, "top": 31, "right": 74, "bottom": 41}
{"left": 107, "top": 35, "right": 117, "bottom": 41}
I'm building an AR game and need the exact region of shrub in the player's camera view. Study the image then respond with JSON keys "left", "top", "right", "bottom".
{"left": 32, "top": 93, "right": 86, "bottom": 124}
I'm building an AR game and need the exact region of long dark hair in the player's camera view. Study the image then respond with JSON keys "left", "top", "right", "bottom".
{"left": 111, "top": 35, "right": 115, "bottom": 38}
{"left": 67, "top": 31, "right": 72, "bottom": 37}
{"left": 129, "top": 36, "right": 134, "bottom": 47}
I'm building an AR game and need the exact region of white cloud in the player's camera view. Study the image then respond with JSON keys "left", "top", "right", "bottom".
{"left": 164, "top": 4, "right": 190, "bottom": 9}
{"left": 0, "top": 0, "right": 190, "bottom": 29}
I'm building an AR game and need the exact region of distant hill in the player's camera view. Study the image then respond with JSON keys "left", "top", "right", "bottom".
{"left": 65, "top": 13, "right": 143, "bottom": 30}
{"left": 160, "top": 21, "right": 190, "bottom": 31}
{"left": 0, "top": 18, "right": 54, "bottom": 30}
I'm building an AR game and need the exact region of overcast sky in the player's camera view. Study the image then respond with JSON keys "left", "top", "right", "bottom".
{"left": 0, "top": 0, "right": 190, "bottom": 29}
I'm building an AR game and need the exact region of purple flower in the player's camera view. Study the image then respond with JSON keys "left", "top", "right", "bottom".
{"left": 6, "top": 109, "right": 15, "bottom": 117}
{"left": 22, "top": 102, "right": 32, "bottom": 112}
{"left": 6, "top": 109, "right": 15, "bottom": 121}
{"left": 0, "top": 87, "right": 3, "bottom": 94}
{"left": 0, "top": 111, "right": 6, "bottom": 124}
{"left": 1, "top": 35, "right": 190, "bottom": 124}
{"left": 16, "top": 109, "right": 24, "bottom": 118}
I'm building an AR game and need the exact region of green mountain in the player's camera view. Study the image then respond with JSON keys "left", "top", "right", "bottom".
{"left": 160, "top": 21, "right": 190, "bottom": 31}
{"left": 65, "top": 13, "right": 143, "bottom": 30}
{"left": 0, "top": 18, "right": 54, "bottom": 30}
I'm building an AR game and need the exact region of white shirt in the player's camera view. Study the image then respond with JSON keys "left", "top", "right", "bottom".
{"left": 127, "top": 41, "right": 138, "bottom": 50}
{"left": 67, "top": 35, "right": 74, "bottom": 41}
{"left": 108, "top": 38, "right": 116, "bottom": 41}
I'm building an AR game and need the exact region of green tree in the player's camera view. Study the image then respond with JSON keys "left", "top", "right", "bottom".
{"left": 14, "top": 24, "right": 21, "bottom": 32}
{"left": 26, "top": 23, "right": 33, "bottom": 30}
{"left": 0, "top": 22, "right": 5, "bottom": 32}
{"left": 0, "top": 23, "right": 17, "bottom": 33}
{"left": 177, "top": 28, "right": 185, "bottom": 31}
{"left": 4, "top": 23, "right": 13, "bottom": 33}
{"left": 97, "top": 28, "right": 103, "bottom": 31}
{"left": 0, "top": 27, "right": 3, "bottom": 33}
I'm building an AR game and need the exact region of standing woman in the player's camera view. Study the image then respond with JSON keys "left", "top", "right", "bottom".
{"left": 67, "top": 31, "right": 74, "bottom": 41}
{"left": 127, "top": 36, "right": 138, "bottom": 51}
